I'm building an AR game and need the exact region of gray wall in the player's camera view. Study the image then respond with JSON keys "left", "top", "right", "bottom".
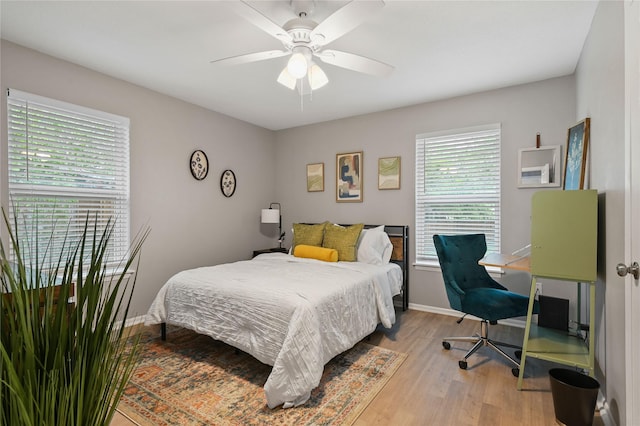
{"left": 0, "top": 40, "right": 278, "bottom": 318}
{"left": 575, "top": 2, "right": 626, "bottom": 424}
{"left": 274, "top": 76, "right": 576, "bottom": 311}
{"left": 1, "top": 5, "right": 628, "bottom": 419}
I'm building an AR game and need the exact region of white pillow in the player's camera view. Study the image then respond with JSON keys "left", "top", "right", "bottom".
{"left": 357, "top": 225, "right": 393, "bottom": 265}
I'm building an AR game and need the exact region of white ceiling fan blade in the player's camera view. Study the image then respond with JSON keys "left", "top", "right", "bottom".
{"left": 310, "top": 0, "right": 384, "bottom": 46}
{"left": 210, "top": 50, "right": 289, "bottom": 66}
{"left": 316, "top": 50, "right": 393, "bottom": 77}
{"left": 226, "top": 1, "right": 292, "bottom": 43}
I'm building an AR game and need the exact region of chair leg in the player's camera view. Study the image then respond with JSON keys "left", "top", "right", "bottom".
{"left": 490, "top": 340, "right": 521, "bottom": 350}
{"left": 442, "top": 334, "right": 482, "bottom": 345}
{"left": 442, "top": 319, "right": 522, "bottom": 371}
{"left": 462, "top": 338, "right": 485, "bottom": 361}
{"left": 486, "top": 340, "right": 520, "bottom": 368}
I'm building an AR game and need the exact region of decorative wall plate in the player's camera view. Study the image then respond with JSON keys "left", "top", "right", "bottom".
{"left": 190, "top": 150, "right": 209, "bottom": 180}
{"left": 220, "top": 169, "right": 236, "bottom": 197}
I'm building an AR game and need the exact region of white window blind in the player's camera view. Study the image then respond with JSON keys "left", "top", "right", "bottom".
{"left": 415, "top": 124, "right": 501, "bottom": 265}
{"left": 6, "top": 89, "right": 130, "bottom": 267}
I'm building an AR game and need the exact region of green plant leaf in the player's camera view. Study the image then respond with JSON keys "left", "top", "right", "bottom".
{"left": 1, "top": 208, "right": 149, "bottom": 426}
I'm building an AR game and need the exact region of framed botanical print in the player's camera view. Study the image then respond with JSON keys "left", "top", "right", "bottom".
{"left": 306, "top": 163, "right": 324, "bottom": 192}
{"left": 189, "top": 149, "right": 209, "bottom": 180}
{"left": 378, "top": 156, "right": 401, "bottom": 189}
{"left": 220, "top": 169, "right": 236, "bottom": 197}
{"left": 336, "top": 151, "right": 363, "bottom": 202}
{"left": 563, "top": 118, "right": 590, "bottom": 190}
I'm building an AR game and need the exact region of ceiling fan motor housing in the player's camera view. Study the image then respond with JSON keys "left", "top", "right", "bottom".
{"left": 283, "top": 19, "right": 322, "bottom": 54}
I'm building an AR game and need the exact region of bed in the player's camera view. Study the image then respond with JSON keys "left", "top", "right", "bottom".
{"left": 145, "top": 224, "right": 409, "bottom": 409}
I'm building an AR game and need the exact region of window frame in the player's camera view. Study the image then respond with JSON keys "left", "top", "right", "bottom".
{"left": 6, "top": 89, "right": 130, "bottom": 268}
{"left": 415, "top": 123, "right": 501, "bottom": 267}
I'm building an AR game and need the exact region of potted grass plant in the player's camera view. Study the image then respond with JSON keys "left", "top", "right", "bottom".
{"left": 0, "top": 209, "right": 149, "bottom": 426}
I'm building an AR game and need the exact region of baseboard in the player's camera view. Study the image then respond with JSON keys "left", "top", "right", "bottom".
{"left": 407, "top": 303, "right": 526, "bottom": 329}
{"left": 596, "top": 393, "right": 616, "bottom": 426}
{"left": 114, "top": 314, "right": 147, "bottom": 331}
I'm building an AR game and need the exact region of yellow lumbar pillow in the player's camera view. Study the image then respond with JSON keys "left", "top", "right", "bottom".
{"left": 293, "top": 244, "right": 339, "bottom": 262}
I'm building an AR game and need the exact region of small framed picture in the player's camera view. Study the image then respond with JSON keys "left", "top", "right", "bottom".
{"left": 378, "top": 156, "right": 401, "bottom": 190}
{"left": 563, "top": 118, "right": 590, "bottom": 190}
{"left": 336, "top": 151, "right": 363, "bottom": 202}
{"left": 306, "top": 163, "right": 324, "bottom": 192}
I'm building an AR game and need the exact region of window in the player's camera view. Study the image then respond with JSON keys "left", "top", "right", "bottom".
{"left": 415, "top": 124, "right": 501, "bottom": 265}
{"left": 6, "top": 89, "right": 130, "bottom": 267}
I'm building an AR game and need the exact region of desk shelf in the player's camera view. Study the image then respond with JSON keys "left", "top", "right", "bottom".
{"left": 523, "top": 324, "right": 591, "bottom": 369}
{"left": 517, "top": 278, "right": 595, "bottom": 389}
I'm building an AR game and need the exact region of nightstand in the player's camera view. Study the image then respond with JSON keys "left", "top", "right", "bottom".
{"left": 252, "top": 247, "right": 288, "bottom": 258}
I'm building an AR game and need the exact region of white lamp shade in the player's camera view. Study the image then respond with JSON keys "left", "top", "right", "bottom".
{"left": 277, "top": 67, "right": 297, "bottom": 90}
{"left": 308, "top": 63, "right": 328, "bottom": 90}
{"left": 287, "top": 52, "right": 308, "bottom": 79}
{"left": 261, "top": 208, "right": 280, "bottom": 224}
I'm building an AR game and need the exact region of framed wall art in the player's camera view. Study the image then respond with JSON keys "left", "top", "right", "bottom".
{"left": 306, "top": 163, "right": 324, "bottom": 192}
{"left": 378, "top": 156, "right": 401, "bottom": 190}
{"left": 220, "top": 169, "right": 236, "bottom": 197}
{"left": 189, "top": 149, "right": 209, "bottom": 180}
{"left": 563, "top": 118, "right": 590, "bottom": 190}
{"left": 336, "top": 151, "right": 363, "bottom": 202}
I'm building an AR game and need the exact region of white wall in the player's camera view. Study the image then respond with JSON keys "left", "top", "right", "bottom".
{"left": 275, "top": 76, "right": 576, "bottom": 311}
{"left": 575, "top": 2, "right": 626, "bottom": 424}
{"left": 0, "top": 40, "right": 278, "bottom": 317}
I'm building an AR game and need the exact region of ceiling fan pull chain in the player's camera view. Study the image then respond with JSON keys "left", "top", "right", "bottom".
{"left": 300, "top": 89, "right": 304, "bottom": 111}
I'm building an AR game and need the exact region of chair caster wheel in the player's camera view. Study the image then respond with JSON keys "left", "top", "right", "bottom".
{"left": 459, "top": 360, "right": 468, "bottom": 370}
{"left": 442, "top": 341, "right": 451, "bottom": 350}
{"left": 512, "top": 368, "right": 519, "bottom": 377}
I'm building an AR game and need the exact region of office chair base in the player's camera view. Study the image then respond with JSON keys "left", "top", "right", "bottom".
{"left": 442, "top": 319, "right": 521, "bottom": 377}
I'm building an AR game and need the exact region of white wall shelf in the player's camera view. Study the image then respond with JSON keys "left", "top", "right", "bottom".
{"left": 517, "top": 145, "right": 562, "bottom": 188}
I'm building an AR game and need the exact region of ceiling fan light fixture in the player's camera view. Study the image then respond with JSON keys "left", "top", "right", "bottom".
{"left": 287, "top": 51, "right": 308, "bottom": 79}
{"left": 277, "top": 67, "right": 297, "bottom": 90}
{"left": 218, "top": 1, "right": 393, "bottom": 99}
{"left": 308, "top": 63, "right": 328, "bottom": 90}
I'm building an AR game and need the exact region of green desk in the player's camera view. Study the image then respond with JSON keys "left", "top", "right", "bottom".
{"left": 516, "top": 190, "right": 598, "bottom": 389}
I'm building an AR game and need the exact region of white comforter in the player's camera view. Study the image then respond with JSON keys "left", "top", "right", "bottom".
{"left": 145, "top": 253, "right": 402, "bottom": 408}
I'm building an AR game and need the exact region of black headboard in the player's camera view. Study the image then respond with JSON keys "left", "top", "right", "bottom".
{"left": 339, "top": 224, "right": 409, "bottom": 311}
{"left": 380, "top": 225, "right": 409, "bottom": 311}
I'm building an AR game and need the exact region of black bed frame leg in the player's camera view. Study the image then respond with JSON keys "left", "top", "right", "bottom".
{"left": 161, "top": 322, "right": 167, "bottom": 341}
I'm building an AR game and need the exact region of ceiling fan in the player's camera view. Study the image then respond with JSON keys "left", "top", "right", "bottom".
{"left": 211, "top": 0, "right": 394, "bottom": 94}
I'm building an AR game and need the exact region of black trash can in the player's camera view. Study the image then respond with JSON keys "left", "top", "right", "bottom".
{"left": 549, "top": 368, "right": 600, "bottom": 426}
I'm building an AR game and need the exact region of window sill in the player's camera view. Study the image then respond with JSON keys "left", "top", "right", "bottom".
{"left": 414, "top": 260, "right": 505, "bottom": 277}
{"left": 414, "top": 260, "right": 441, "bottom": 272}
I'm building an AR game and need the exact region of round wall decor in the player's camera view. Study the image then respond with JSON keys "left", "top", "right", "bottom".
{"left": 189, "top": 150, "right": 209, "bottom": 180}
{"left": 220, "top": 169, "right": 236, "bottom": 197}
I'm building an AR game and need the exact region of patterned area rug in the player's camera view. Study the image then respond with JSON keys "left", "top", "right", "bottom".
{"left": 118, "top": 328, "right": 406, "bottom": 426}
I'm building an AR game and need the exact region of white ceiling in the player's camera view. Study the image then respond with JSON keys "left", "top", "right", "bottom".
{"left": 1, "top": 0, "right": 598, "bottom": 131}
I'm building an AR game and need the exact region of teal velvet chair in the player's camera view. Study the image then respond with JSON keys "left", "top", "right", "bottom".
{"left": 433, "top": 234, "right": 539, "bottom": 377}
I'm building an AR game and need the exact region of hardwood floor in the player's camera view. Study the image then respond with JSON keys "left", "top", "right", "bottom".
{"left": 111, "top": 309, "right": 604, "bottom": 425}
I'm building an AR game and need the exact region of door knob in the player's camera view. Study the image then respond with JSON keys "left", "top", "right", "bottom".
{"left": 616, "top": 262, "right": 639, "bottom": 279}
